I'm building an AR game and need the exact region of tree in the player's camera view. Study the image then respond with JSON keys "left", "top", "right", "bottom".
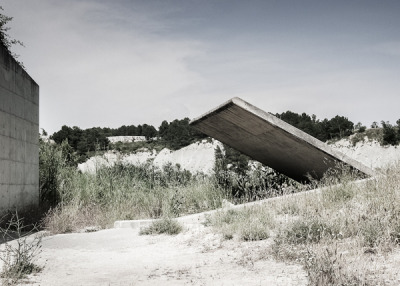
{"left": 397, "top": 119, "right": 400, "bottom": 143}
{"left": 381, "top": 121, "right": 398, "bottom": 146}
{"left": 158, "top": 118, "right": 206, "bottom": 150}
{"left": 158, "top": 120, "right": 169, "bottom": 138}
{"left": 371, "top": 121, "right": 379, "bottom": 129}
{"left": 276, "top": 111, "right": 355, "bottom": 141}
{"left": 277, "top": 111, "right": 319, "bottom": 139}
{"left": 326, "top": 115, "right": 354, "bottom": 139}
{"left": 141, "top": 124, "right": 157, "bottom": 140}
{"left": 0, "top": 6, "right": 24, "bottom": 63}
{"left": 354, "top": 122, "right": 366, "bottom": 133}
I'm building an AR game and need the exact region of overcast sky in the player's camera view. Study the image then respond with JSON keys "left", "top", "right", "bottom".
{"left": 3, "top": 0, "right": 400, "bottom": 134}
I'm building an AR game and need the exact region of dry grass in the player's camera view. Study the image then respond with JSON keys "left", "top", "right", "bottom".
{"left": 207, "top": 164, "right": 400, "bottom": 285}
{"left": 206, "top": 206, "right": 275, "bottom": 241}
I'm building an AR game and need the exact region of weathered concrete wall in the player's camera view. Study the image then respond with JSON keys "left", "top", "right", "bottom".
{"left": 0, "top": 44, "right": 39, "bottom": 214}
{"left": 190, "top": 97, "right": 375, "bottom": 182}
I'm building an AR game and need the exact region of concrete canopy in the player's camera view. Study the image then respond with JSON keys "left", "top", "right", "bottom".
{"left": 190, "top": 97, "right": 375, "bottom": 182}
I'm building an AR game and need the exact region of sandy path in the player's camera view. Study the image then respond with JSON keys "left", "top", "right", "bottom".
{"left": 24, "top": 224, "right": 307, "bottom": 286}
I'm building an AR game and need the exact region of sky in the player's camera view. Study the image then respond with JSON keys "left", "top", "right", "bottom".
{"left": 2, "top": 0, "right": 400, "bottom": 134}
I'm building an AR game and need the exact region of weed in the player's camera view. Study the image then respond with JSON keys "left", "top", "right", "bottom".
{"left": 279, "top": 218, "right": 337, "bottom": 244}
{"left": 277, "top": 200, "right": 300, "bottom": 215}
{"left": 390, "top": 221, "right": 400, "bottom": 245}
{"left": 240, "top": 222, "right": 270, "bottom": 241}
{"left": 139, "top": 218, "right": 183, "bottom": 235}
{"left": 304, "top": 247, "right": 366, "bottom": 286}
{"left": 360, "top": 218, "right": 385, "bottom": 248}
{"left": 0, "top": 213, "right": 42, "bottom": 285}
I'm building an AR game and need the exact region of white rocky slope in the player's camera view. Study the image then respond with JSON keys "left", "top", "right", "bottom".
{"left": 78, "top": 136, "right": 400, "bottom": 175}
{"left": 78, "top": 139, "right": 223, "bottom": 175}
{"left": 330, "top": 137, "right": 400, "bottom": 170}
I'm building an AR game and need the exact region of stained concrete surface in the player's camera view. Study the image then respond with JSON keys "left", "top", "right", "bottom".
{"left": 0, "top": 44, "right": 39, "bottom": 214}
{"left": 190, "top": 97, "right": 375, "bottom": 182}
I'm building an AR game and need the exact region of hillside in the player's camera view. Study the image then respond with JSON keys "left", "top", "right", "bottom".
{"left": 77, "top": 134, "right": 400, "bottom": 176}
{"left": 78, "top": 139, "right": 222, "bottom": 175}
{"left": 331, "top": 136, "right": 400, "bottom": 169}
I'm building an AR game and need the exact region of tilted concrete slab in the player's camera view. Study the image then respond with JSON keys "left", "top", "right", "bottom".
{"left": 190, "top": 97, "right": 375, "bottom": 182}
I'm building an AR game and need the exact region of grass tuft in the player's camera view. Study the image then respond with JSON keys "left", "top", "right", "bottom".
{"left": 208, "top": 206, "right": 274, "bottom": 241}
{"left": 139, "top": 217, "right": 183, "bottom": 235}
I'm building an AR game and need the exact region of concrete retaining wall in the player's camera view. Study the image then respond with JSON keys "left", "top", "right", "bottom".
{"left": 0, "top": 44, "right": 39, "bottom": 214}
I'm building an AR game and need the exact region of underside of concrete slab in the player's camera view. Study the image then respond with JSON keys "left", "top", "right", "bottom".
{"left": 190, "top": 97, "right": 375, "bottom": 182}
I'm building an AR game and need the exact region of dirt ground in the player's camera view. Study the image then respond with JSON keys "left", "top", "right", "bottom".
{"left": 22, "top": 223, "right": 308, "bottom": 286}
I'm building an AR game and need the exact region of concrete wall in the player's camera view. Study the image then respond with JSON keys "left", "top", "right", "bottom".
{"left": 0, "top": 44, "right": 39, "bottom": 214}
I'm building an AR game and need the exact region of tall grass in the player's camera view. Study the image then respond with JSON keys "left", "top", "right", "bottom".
{"left": 40, "top": 140, "right": 230, "bottom": 233}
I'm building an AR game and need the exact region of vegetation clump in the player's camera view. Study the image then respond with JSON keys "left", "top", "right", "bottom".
{"left": 213, "top": 144, "right": 299, "bottom": 202}
{"left": 0, "top": 6, "right": 24, "bottom": 64}
{"left": 208, "top": 207, "right": 274, "bottom": 241}
{"left": 139, "top": 217, "right": 183, "bottom": 235}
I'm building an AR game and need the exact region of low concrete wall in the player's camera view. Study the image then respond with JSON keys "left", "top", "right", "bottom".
{"left": 0, "top": 44, "right": 39, "bottom": 214}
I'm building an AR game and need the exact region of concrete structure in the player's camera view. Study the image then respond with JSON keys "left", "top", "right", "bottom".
{"left": 0, "top": 44, "right": 39, "bottom": 214}
{"left": 190, "top": 97, "right": 375, "bottom": 182}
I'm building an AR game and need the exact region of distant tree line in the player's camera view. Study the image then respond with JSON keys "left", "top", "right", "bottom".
{"left": 50, "top": 118, "right": 206, "bottom": 161}
{"left": 276, "top": 111, "right": 354, "bottom": 141}
{"left": 277, "top": 111, "right": 400, "bottom": 147}
{"left": 50, "top": 111, "right": 400, "bottom": 164}
{"left": 158, "top": 118, "right": 206, "bottom": 149}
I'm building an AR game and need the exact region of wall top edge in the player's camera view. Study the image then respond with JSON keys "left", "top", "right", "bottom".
{"left": 0, "top": 43, "right": 39, "bottom": 87}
